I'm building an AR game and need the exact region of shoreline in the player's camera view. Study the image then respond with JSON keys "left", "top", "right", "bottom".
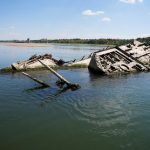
{"left": 0, "top": 42, "right": 51, "bottom": 48}
{"left": 0, "top": 42, "right": 113, "bottom": 48}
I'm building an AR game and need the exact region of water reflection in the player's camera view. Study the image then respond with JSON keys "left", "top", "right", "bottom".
{"left": 25, "top": 85, "right": 50, "bottom": 92}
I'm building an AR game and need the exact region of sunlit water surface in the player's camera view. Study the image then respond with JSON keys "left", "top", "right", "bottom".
{"left": 0, "top": 43, "right": 150, "bottom": 150}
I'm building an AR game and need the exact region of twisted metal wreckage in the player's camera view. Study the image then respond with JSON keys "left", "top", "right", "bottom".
{"left": 69, "top": 40, "right": 150, "bottom": 75}
{"left": 88, "top": 40, "right": 150, "bottom": 75}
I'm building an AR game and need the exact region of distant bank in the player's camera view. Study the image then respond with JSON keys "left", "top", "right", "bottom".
{"left": 0, "top": 42, "right": 51, "bottom": 48}
{"left": 0, "top": 37, "right": 150, "bottom": 46}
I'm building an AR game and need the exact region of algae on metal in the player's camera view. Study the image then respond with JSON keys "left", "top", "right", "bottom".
{"left": 0, "top": 64, "right": 88, "bottom": 74}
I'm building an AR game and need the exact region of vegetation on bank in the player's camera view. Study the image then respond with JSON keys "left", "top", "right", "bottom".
{"left": 0, "top": 64, "right": 88, "bottom": 74}
{"left": 137, "top": 37, "right": 150, "bottom": 45}
{"left": 0, "top": 37, "right": 150, "bottom": 46}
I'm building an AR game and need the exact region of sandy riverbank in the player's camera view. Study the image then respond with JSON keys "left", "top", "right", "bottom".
{"left": 0, "top": 42, "right": 51, "bottom": 48}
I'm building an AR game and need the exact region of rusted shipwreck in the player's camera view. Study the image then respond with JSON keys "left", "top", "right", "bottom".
{"left": 65, "top": 40, "right": 149, "bottom": 75}
{"left": 9, "top": 54, "right": 80, "bottom": 90}
{"left": 1, "top": 40, "right": 150, "bottom": 76}
{"left": 88, "top": 40, "right": 150, "bottom": 75}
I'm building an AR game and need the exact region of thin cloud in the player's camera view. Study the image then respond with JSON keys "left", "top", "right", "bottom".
{"left": 82, "top": 10, "right": 104, "bottom": 16}
{"left": 102, "top": 17, "right": 111, "bottom": 22}
{"left": 8, "top": 31, "right": 20, "bottom": 36}
{"left": 0, "top": 26, "right": 15, "bottom": 30}
{"left": 120, "top": 0, "right": 143, "bottom": 4}
{"left": 9, "top": 26, "right": 15, "bottom": 30}
{"left": 82, "top": 10, "right": 112, "bottom": 22}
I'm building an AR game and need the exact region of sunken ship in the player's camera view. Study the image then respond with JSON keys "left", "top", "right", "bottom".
{"left": 88, "top": 40, "right": 150, "bottom": 75}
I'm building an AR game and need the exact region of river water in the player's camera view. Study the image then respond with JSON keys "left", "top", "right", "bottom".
{"left": 0, "top": 43, "right": 150, "bottom": 150}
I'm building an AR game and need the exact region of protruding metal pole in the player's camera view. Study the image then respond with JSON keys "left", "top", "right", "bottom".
{"left": 38, "top": 59, "right": 80, "bottom": 90}
{"left": 22, "top": 72, "right": 49, "bottom": 87}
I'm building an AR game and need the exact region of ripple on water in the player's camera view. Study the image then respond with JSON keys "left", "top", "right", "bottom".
{"left": 49, "top": 84, "right": 138, "bottom": 137}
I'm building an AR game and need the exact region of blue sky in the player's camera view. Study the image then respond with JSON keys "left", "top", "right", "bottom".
{"left": 0, "top": 0, "right": 150, "bottom": 40}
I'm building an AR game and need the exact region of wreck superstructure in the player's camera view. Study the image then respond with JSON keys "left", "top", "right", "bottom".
{"left": 88, "top": 40, "right": 150, "bottom": 75}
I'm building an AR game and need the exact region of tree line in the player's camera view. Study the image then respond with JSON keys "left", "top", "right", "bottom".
{"left": 0, "top": 37, "right": 150, "bottom": 46}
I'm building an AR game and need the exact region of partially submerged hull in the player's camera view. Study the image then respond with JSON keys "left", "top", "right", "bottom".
{"left": 88, "top": 41, "right": 150, "bottom": 75}
{"left": 1, "top": 40, "right": 150, "bottom": 75}
{"left": 11, "top": 54, "right": 57, "bottom": 71}
{"left": 67, "top": 58, "right": 91, "bottom": 67}
{"left": 12, "top": 59, "right": 56, "bottom": 70}
{"left": 66, "top": 53, "right": 93, "bottom": 67}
